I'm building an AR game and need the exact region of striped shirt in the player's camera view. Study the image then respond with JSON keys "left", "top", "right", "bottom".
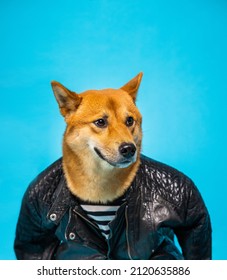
{"left": 80, "top": 204, "right": 121, "bottom": 239}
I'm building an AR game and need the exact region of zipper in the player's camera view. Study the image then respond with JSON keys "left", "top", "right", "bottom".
{"left": 68, "top": 208, "right": 107, "bottom": 257}
{"left": 73, "top": 203, "right": 131, "bottom": 259}
{"left": 106, "top": 228, "right": 112, "bottom": 259}
{"left": 73, "top": 208, "right": 109, "bottom": 249}
{"left": 106, "top": 202, "right": 127, "bottom": 259}
{"left": 125, "top": 205, "right": 133, "bottom": 260}
{"left": 73, "top": 208, "right": 100, "bottom": 230}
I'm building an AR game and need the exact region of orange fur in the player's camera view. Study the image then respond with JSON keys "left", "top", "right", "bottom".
{"left": 51, "top": 73, "right": 143, "bottom": 203}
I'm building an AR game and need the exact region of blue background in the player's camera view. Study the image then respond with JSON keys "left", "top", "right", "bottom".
{"left": 0, "top": 0, "right": 226, "bottom": 259}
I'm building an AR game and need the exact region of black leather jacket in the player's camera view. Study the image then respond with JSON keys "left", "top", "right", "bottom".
{"left": 14, "top": 155, "right": 211, "bottom": 260}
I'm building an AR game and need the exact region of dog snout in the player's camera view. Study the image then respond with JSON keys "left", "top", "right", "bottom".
{"left": 119, "top": 142, "right": 136, "bottom": 159}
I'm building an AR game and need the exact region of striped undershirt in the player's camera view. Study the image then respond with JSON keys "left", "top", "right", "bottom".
{"left": 80, "top": 204, "right": 120, "bottom": 239}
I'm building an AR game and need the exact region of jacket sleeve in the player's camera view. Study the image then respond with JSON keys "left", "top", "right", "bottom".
{"left": 174, "top": 180, "right": 212, "bottom": 260}
{"left": 14, "top": 183, "right": 59, "bottom": 260}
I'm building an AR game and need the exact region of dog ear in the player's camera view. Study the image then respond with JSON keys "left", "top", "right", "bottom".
{"left": 120, "top": 72, "right": 143, "bottom": 102}
{"left": 51, "top": 81, "right": 82, "bottom": 117}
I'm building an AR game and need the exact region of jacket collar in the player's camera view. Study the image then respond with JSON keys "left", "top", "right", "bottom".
{"left": 46, "top": 158, "right": 144, "bottom": 225}
{"left": 47, "top": 176, "right": 78, "bottom": 224}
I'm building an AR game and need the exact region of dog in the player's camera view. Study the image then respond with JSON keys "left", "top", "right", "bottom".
{"left": 51, "top": 72, "right": 143, "bottom": 203}
{"left": 14, "top": 72, "right": 211, "bottom": 260}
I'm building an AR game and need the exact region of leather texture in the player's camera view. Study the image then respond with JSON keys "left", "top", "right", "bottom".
{"left": 14, "top": 155, "right": 212, "bottom": 260}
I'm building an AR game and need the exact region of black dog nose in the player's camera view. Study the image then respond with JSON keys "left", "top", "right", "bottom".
{"left": 119, "top": 143, "right": 136, "bottom": 159}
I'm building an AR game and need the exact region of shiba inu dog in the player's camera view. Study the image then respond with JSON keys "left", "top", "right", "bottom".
{"left": 15, "top": 72, "right": 212, "bottom": 260}
{"left": 51, "top": 73, "right": 143, "bottom": 203}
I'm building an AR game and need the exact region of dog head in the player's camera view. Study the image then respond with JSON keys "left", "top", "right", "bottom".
{"left": 51, "top": 73, "right": 143, "bottom": 169}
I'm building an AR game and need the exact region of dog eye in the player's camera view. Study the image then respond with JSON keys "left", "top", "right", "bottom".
{"left": 126, "top": 116, "right": 134, "bottom": 127}
{"left": 94, "top": 118, "right": 108, "bottom": 128}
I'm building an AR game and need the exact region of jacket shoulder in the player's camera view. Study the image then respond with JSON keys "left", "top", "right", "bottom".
{"left": 26, "top": 158, "right": 63, "bottom": 205}
{"left": 139, "top": 154, "right": 195, "bottom": 206}
{"left": 140, "top": 154, "right": 191, "bottom": 179}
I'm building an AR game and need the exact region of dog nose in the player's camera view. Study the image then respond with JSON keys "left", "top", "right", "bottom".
{"left": 119, "top": 143, "right": 136, "bottom": 159}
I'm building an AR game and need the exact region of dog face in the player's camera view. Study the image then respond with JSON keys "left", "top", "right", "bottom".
{"left": 51, "top": 73, "right": 143, "bottom": 169}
